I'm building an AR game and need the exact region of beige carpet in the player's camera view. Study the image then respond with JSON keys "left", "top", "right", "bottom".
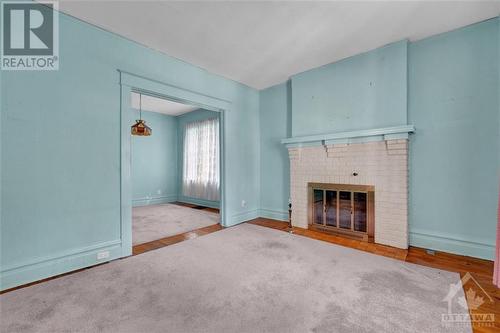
{"left": 0, "top": 224, "right": 469, "bottom": 333}
{"left": 132, "top": 203, "right": 219, "bottom": 245}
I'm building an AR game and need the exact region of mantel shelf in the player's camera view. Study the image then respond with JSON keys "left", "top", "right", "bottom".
{"left": 281, "top": 125, "right": 415, "bottom": 147}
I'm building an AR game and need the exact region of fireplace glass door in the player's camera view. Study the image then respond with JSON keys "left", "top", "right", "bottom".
{"left": 353, "top": 192, "right": 367, "bottom": 232}
{"left": 325, "top": 190, "right": 337, "bottom": 227}
{"left": 309, "top": 184, "right": 373, "bottom": 239}
{"left": 313, "top": 189, "right": 324, "bottom": 225}
{"left": 339, "top": 191, "right": 352, "bottom": 229}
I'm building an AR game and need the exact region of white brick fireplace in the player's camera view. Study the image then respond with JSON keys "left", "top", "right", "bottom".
{"left": 283, "top": 126, "right": 414, "bottom": 249}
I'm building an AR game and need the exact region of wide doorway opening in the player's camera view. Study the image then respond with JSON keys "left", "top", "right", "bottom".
{"left": 130, "top": 91, "right": 222, "bottom": 247}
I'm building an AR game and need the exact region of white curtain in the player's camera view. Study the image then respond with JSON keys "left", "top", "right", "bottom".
{"left": 182, "top": 117, "right": 220, "bottom": 201}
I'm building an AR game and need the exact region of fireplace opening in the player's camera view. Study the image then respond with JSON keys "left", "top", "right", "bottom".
{"left": 309, "top": 183, "right": 374, "bottom": 241}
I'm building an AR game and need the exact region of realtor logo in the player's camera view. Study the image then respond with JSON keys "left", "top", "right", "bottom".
{"left": 1, "top": 1, "right": 59, "bottom": 70}
{"left": 441, "top": 272, "right": 494, "bottom": 328}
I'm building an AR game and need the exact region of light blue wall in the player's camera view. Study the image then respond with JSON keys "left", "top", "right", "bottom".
{"left": 131, "top": 110, "right": 178, "bottom": 207}
{"left": 258, "top": 18, "right": 499, "bottom": 260}
{"left": 177, "top": 109, "right": 220, "bottom": 209}
{"left": 1, "top": 10, "right": 259, "bottom": 290}
{"left": 259, "top": 82, "right": 291, "bottom": 220}
{"left": 291, "top": 40, "right": 408, "bottom": 137}
{"left": 408, "top": 18, "right": 499, "bottom": 259}
{"left": 132, "top": 108, "right": 221, "bottom": 209}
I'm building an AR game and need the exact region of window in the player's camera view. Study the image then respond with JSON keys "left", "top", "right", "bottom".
{"left": 182, "top": 117, "right": 220, "bottom": 201}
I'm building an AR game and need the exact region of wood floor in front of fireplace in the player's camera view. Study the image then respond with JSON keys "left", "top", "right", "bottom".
{"left": 250, "top": 218, "right": 407, "bottom": 260}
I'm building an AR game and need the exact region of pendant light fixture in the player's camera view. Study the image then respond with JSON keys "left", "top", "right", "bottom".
{"left": 131, "top": 93, "right": 152, "bottom": 136}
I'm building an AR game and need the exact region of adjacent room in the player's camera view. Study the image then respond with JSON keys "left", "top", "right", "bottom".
{"left": 1, "top": 1, "right": 499, "bottom": 333}
{"left": 130, "top": 92, "right": 221, "bottom": 247}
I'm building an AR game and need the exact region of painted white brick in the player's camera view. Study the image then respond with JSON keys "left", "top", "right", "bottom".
{"left": 288, "top": 139, "right": 409, "bottom": 249}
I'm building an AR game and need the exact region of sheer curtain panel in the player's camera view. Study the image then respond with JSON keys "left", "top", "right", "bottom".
{"left": 182, "top": 117, "right": 220, "bottom": 201}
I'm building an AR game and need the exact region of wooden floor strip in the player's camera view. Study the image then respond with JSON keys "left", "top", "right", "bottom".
{"left": 132, "top": 223, "right": 223, "bottom": 255}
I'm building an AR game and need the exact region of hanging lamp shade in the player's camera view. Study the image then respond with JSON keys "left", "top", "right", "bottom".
{"left": 131, "top": 119, "right": 152, "bottom": 136}
{"left": 131, "top": 93, "right": 152, "bottom": 136}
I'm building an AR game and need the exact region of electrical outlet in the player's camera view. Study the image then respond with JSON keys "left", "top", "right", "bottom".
{"left": 97, "top": 251, "right": 110, "bottom": 260}
{"left": 241, "top": 200, "right": 246, "bottom": 208}
{"left": 157, "top": 189, "right": 162, "bottom": 195}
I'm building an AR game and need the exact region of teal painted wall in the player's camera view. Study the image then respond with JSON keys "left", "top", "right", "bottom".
{"left": 1, "top": 10, "right": 260, "bottom": 290}
{"left": 408, "top": 18, "right": 499, "bottom": 259}
{"left": 259, "top": 82, "right": 291, "bottom": 220}
{"left": 291, "top": 40, "right": 408, "bottom": 137}
{"left": 131, "top": 108, "right": 221, "bottom": 209}
{"left": 258, "top": 18, "right": 498, "bottom": 259}
{"left": 131, "top": 110, "right": 178, "bottom": 207}
{"left": 177, "top": 109, "right": 220, "bottom": 208}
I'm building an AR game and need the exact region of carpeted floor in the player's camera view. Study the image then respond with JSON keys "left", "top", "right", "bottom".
{"left": 132, "top": 203, "right": 219, "bottom": 245}
{"left": 0, "top": 224, "right": 470, "bottom": 333}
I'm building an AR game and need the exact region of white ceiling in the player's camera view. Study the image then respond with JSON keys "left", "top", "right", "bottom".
{"left": 58, "top": 1, "right": 500, "bottom": 89}
{"left": 131, "top": 92, "right": 198, "bottom": 116}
